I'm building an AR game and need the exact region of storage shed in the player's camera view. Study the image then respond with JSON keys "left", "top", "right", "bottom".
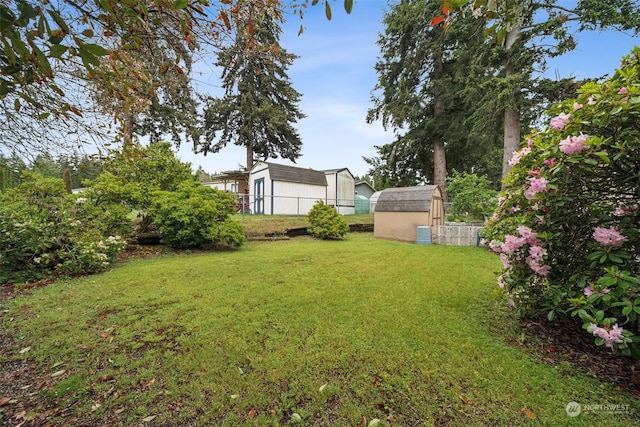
{"left": 373, "top": 185, "right": 445, "bottom": 242}
{"left": 248, "top": 161, "right": 327, "bottom": 215}
{"left": 323, "top": 168, "right": 356, "bottom": 215}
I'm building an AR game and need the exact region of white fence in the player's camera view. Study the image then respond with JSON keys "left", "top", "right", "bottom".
{"left": 432, "top": 222, "right": 485, "bottom": 246}
{"left": 231, "top": 193, "right": 355, "bottom": 216}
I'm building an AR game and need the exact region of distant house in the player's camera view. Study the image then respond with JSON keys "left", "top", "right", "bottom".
{"left": 203, "top": 170, "right": 249, "bottom": 194}
{"left": 373, "top": 185, "right": 445, "bottom": 242}
{"left": 323, "top": 168, "right": 355, "bottom": 215}
{"left": 248, "top": 161, "right": 328, "bottom": 215}
{"left": 355, "top": 180, "right": 376, "bottom": 199}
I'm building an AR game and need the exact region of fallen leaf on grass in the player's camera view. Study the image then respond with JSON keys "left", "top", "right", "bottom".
{"left": 248, "top": 409, "right": 257, "bottom": 419}
{"left": 91, "top": 402, "right": 101, "bottom": 412}
{"left": 142, "top": 415, "right": 156, "bottom": 422}
{"left": 459, "top": 394, "right": 469, "bottom": 404}
{"left": 319, "top": 383, "right": 328, "bottom": 392}
{"left": 0, "top": 397, "right": 11, "bottom": 406}
{"left": 523, "top": 408, "right": 537, "bottom": 419}
{"left": 50, "top": 369, "right": 66, "bottom": 378}
{"left": 290, "top": 413, "right": 302, "bottom": 422}
{"left": 19, "top": 347, "right": 30, "bottom": 354}
{"left": 368, "top": 418, "right": 382, "bottom": 427}
{"left": 114, "top": 407, "right": 125, "bottom": 415}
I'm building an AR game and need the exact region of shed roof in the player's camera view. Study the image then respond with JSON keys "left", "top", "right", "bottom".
{"left": 375, "top": 185, "right": 440, "bottom": 212}
{"left": 258, "top": 162, "right": 328, "bottom": 186}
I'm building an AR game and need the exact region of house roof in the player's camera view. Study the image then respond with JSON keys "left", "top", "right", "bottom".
{"left": 322, "top": 167, "right": 354, "bottom": 178}
{"left": 355, "top": 180, "right": 376, "bottom": 192}
{"left": 257, "top": 162, "right": 328, "bottom": 186}
{"left": 375, "top": 185, "right": 440, "bottom": 212}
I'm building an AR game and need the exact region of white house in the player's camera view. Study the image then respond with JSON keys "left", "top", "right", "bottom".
{"left": 248, "top": 161, "right": 328, "bottom": 215}
{"left": 323, "top": 168, "right": 356, "bottom": 215}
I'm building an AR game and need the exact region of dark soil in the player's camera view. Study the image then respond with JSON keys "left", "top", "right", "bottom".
{"left": 1, "top": 257, "right": 639, "bottom": 426}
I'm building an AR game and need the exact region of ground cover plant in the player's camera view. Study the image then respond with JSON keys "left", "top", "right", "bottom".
{"left": 1, "top": 235, "right": 638, "bottom": 426}
{"left": 483, "top": 48, "right": 640, "bottom": 358}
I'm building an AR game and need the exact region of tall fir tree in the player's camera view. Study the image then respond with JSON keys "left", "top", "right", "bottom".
{"left": 367, "top": 0, "right": 502, "bottom": 195}
{"left": 199, "top": 11, "right": 305, "bottom": 169}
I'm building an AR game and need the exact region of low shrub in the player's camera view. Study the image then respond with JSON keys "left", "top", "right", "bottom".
{"left": 148, "top": 182, "right": 245, "bottom": 249}
{"left": 0, "top": 173, "right": 127, "bottom": 283}
{"left": 307, "top": 201, "right": 349, "bottom": 240}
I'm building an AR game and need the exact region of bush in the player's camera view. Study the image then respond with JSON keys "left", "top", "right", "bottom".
{"left": 0, "top": 173, "right": 127, "bottom": 283}
{"left": 445, "top": 171, "right": 498, "bottom": 222}
{"left": 307, "top": 201, "right": 349, "bottom": 240}
{"left": 483, "top": 48, "right": 640, "bottom": 358}
{"left": 148, "top": 182, "right": 245, "bottom": 249}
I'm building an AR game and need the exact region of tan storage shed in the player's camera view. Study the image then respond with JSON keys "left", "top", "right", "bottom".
{"left": 374, "top": 185, "right": 445, "bottom": 243}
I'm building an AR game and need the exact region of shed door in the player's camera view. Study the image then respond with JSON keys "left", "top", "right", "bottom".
{"left": 254, "top": 177, "right": 265, "bottom": 214}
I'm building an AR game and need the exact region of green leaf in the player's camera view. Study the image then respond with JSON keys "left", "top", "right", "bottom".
{"left": 49, "top": 44, "right": 67, "bottom": 58}
{"left": 325, "top": 0, "right": 332, "bottom": 20}
{"left": 80, "top": 43, "right": 108, "bottom": 56}
{"left": 48, "top": 10, "right": 69, "bottom": 34}
{"left": 344, "top": 0, "right": 353, "bottom": 14}
{"left": 81, "top": 28, "right": 94, "bottom": 38}
{"left": 174, "top": 0, "right": 188, "bottom": 10}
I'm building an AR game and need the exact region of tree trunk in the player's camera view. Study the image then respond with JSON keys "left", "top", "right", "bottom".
{"left": 432, "top": 44, "right": 448, "bottom": 202}
{"left": 501, "top": 26, "right": 522, "bottom": 183}
{"left": 122, "top": 112, "right": 135, "bottom": 148}
{"left": 246, "top": 136, "right": 254, "bottom": 170}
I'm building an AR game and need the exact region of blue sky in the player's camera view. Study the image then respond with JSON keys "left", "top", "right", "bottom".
{"left": 179, "top": 0, "right": 639, "bottom": 178}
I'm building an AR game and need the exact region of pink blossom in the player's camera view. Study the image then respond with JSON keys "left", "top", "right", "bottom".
{"left": 550, "top": 113, "right": 571, "bottom": 130}
{"left": 517, "top": 226, "right": 540, "bottom": 245}
{"left": 528, "top": 168, "right": 541, "bottom": 176}
{"left": 501, "top": 234, "right": 526, "bottom": 255}
{"left": 544, "top": 158, "right": 556, "bottom": 167}
{"left": 587, "top": 96, "right": 596, "bottom": 105}
{"left": 525, "top": 176, "right": 549, "bottom": 200}
{"left": 593, "top": 226, "right": 628, "bottom": 248}
{"left": 559, "top": 134, "right": 588, "bottom": 155}
{"left": 528, "top": 245, "right": 547, "bottom": 260}
{"left": 498, "top": 275, "right": 507, "bottom": 289}
{"left": 489, "top": 240, "right": 502, "bottom": 253}
{"left": 508, "top": 146, "right": 532, "bottom": 166}
{"left": 618, "top": 87, "right": 628, "bottom": 95}
{"left": 590, "top": 324, "right": 625, "bottom": 348}
{"left": 583, "top": 286, "right": 594, "bottom": 297}
{"left": 500, "top": 253, "right": 510, "bottom": 268}
{"left": 573, "top": 102, "right": 583, "bottom": 111}
{"left": 526, "top": 256, "right": 551, "bottom": 276}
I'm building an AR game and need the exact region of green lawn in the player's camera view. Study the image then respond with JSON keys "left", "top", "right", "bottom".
{"left": 2, "top": 234, "right": 638, "bottom": 426}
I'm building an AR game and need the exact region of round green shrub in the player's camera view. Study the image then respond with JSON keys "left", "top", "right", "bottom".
{"left": 307, "top": 200, "right": 349, "bottom": 240}
{"left": 148, "top": 182, "right": 244, "bottom": 249}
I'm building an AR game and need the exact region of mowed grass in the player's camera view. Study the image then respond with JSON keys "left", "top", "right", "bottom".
{"left": 3, "top": 234, "right": 639, "bottom": 426}
{"left": 236, "top": 213, "right": 373, "bottom": 237}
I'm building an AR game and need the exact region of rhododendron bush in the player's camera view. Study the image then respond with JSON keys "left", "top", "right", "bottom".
{"left": 483, "top": 48, "right": 640, "bottom": 358}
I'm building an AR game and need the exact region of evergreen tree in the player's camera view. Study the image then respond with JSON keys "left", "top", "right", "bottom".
{"left": 199, "top": 12, "right": 305, "bottom": 169}
{"left": 367, "top": 0, "right": 502, "bottom": 195}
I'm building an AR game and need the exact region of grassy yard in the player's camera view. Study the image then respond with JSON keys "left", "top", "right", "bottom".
{"left": 235, "top": 213, "right": 373, "bottom": 237}
{"left": 2, "top": 234, "right": 638, "bottom": 426}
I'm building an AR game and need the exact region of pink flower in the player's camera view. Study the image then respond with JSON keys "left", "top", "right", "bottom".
{"left": 528, "top": 168, "right": 541, "bottom": 176}
{"left": 528, "top": 245, "right": 547, "bottom": 260}
{"left": 489, "top": 240, "right": 502, "bottom": 253}
{"left": 498, "top": 275, "right": 507, "bottom": 289}
{"left": 583, "top": 286, "right": 594, "bottom": 297}
{"left": 525, "top": 176, "right": 549, "bottom": 200}
{"left": 593, "top": 226, "right": 628, "bottom": 248}
{"left": 618, "top": 87, "right": 628, "bottom": 95}
{"left": 500, "top": 253, "right": 510, "bottom": 268}
{"left": 508, "top": 146, "right": 532, "bottom": 166}
{"left": 517, "top": 226, "right": 540, "bottom": 245}
{"left": 501, "top": 234, "right": 526, "bottom": 255}
{"left": 544, "top": 158, "right": 556, "bottom": 167}
{"left": 590, "top": 324, "right": 625, "bottom": 348}
{"left": 550, "top": 113, "right": 571, "bottom": 130}
{"left": 587, "top": 96, "right": 596, "bottom": 105}
{"left": 573, "top": 102, "right": 583, "bottom": 111}
{"left": 526, "top": 256, "right": 551, "bottom": 276}
{"left": 559, "top": 133, "right": 588, "bottom": 155}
